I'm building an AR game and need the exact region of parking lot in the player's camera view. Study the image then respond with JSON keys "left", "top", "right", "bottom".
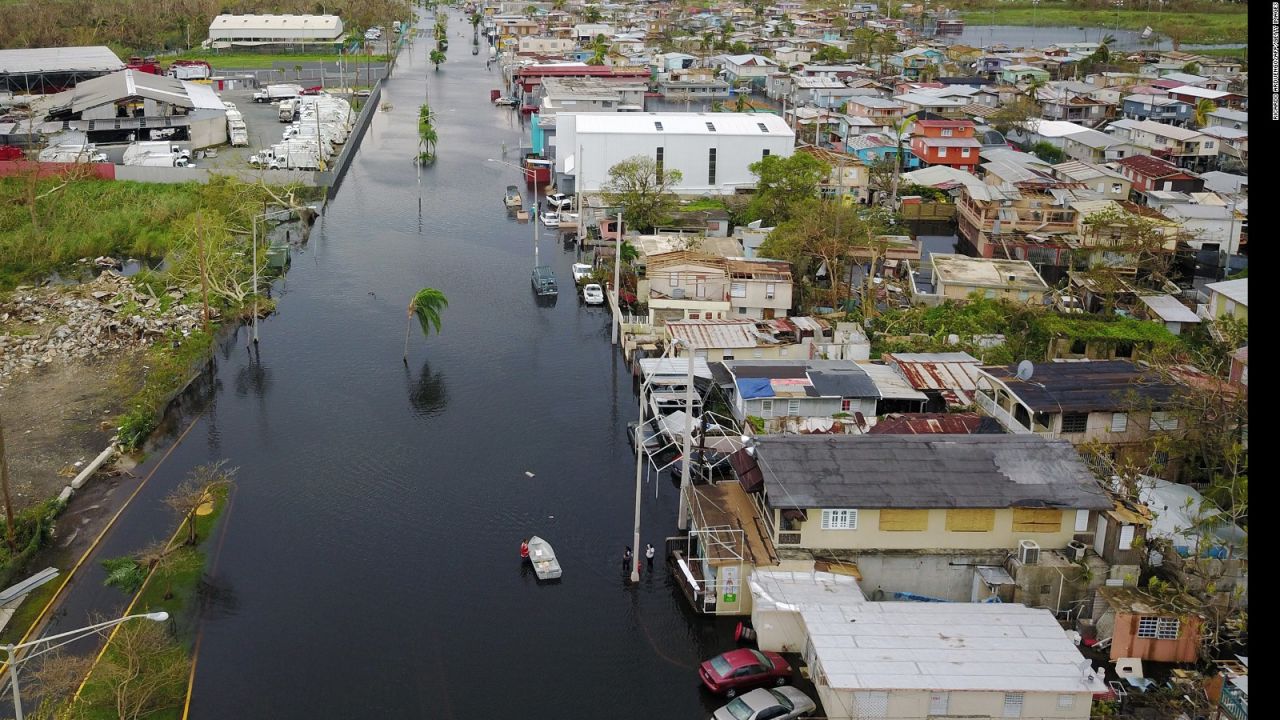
{"left": 193, "top": 87, "right": 364, "bottom": 172}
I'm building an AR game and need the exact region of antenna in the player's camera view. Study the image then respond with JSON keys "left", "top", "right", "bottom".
{"left": 1015, "top": 360, "right": 1034, "bottom": 382}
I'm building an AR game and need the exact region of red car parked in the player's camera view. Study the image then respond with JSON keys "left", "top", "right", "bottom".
{"left": 699, "top": 649, "right": 792, "bottom": 698}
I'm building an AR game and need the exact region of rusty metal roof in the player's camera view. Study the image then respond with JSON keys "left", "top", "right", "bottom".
{"left": 869, "top": 412, "right": 1004, "bottom": 435}
{"left": 884, "top": 352, "right": 983, "bottom": 407}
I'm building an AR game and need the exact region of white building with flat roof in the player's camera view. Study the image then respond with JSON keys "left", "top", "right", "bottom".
{"left": 749, "top": 571, "right": 1107, "bottom": 720}
{"left": 555, "top": 112, "right": 795, "bottom": 195}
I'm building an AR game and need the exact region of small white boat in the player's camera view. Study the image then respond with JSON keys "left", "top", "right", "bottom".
{"left": 540, "top": 211, "right": 560, "bottom": 228}
{"left": 504, "top": 185, "right": 523, "bottom": 208}
{"left": 527, "top": 536, "right": 562, "bottom": 580}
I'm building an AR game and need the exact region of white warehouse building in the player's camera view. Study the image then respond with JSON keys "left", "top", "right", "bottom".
{"left": 555, "top": 112, "right": 795, "bottom": 196}
{"left": 207, "top": 14, "right": 345, "bottom": 49}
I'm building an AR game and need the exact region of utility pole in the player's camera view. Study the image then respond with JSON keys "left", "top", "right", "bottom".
{"left": 0, "top": 414, "right": 16, "bottom": 552}
{"left": 676, "top": 341, "right": 695, "bottom": 531}
{"left": 612, "top": 212, "right": 623, "bottom": 344}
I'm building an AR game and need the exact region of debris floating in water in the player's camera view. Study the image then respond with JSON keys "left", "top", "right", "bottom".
{"left": 525, "top": 471, "right": 535, "bottom": 478}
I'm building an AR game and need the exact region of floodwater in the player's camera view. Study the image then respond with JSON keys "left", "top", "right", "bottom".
{"left": 949, "top": 24, "right": 1246, "bottom": 50}
{"left": 25, "top": 8, "right": 737, "bottom": 719}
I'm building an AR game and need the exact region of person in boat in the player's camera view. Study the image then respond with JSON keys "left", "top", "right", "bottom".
{"left": 520, "top": 539, "right": 530, "bottom": 559}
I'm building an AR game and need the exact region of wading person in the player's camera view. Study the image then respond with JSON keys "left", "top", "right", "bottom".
{"left": 623, "top": 546, "right": 632, "bottom": 571}
{"left": 645, "top": 543, "right": 655, "bottom": 570}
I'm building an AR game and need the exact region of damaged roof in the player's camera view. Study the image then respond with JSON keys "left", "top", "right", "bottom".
{"left": 743, "top": 434, "right": 1111, "bottom": 510}
{"left": 984, "top": 359, "right": 1177, "bottom": 413}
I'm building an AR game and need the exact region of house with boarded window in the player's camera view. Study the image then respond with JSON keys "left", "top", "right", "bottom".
{"left": 670, "top": 434, "right": 1112, "bottom": 615}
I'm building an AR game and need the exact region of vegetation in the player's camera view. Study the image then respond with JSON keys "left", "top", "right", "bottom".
{"left": 1029, "top": 141, "right": 1065, "bottom": 164}
{"left": 867, "top": 297, "right": 1181, "bottom": 365}
{"left": 0, "top": 498, "right": 64, "bottom": 590}
{"left": 404, "top": 287, "right": 448, "bottom": 362}
{"left": 745, "top": 153, "right": 829, "bottom": 225}
{"left": 953, "top": 1, "right": 1247, "bottom": 45}
{"left": 169, "top": 51, "right": 390, "bottom": 69}
{"left": 602, "top": 156, "right": 684, "bottom": 233}
{"left": 418, "top": 104, "right": 438, "bottom": 164}
{"left": 0, "top": 0, "right": 411, "bottom": 56}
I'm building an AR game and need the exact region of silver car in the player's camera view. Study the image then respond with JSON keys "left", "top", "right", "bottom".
{"left": 711, "top": 686, "right": 816, "bottom": 720}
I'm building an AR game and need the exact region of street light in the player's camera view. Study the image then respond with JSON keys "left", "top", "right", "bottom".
{"left": 2, "top": 612, "right": 169, "bottom": 720}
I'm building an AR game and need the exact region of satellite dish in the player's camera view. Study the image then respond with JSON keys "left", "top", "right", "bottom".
{"left": 1016, "top": 360, "right": 1035, "bottom": 381}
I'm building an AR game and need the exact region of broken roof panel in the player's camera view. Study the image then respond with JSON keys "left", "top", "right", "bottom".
{"left": 748, "top": 434, "right": 1111, "bottom": 510}
{"left": 984, "top": 359, "right": 1177, "bottom": 413}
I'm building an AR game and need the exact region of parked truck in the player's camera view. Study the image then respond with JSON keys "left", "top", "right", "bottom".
{"left": 253, "top": 84, "right": 304, "bottom": 103}
{"left": 167, "top": 60, "right": 213, "bottom": 81}
{"left": 249, "top": 140, "right": 322, "bottom": 170}
{"left": 123, "top": 142, "right": 192, "bottom": 167}
{"left": 278, "top": 99, "right": 298, "bottom": 122}
{"left": 226, "top": 109, "right": 249, "bottom": 147}
{"left": 37, "top": 144, "right": 108, "bottom": 163}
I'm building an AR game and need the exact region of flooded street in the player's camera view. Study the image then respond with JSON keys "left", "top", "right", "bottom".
{"left": 37, "top": 10, "right": 730, "bottom": 718}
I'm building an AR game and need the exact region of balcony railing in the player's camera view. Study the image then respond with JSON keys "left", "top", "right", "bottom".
{"left": 975, "top": 392, "right": 1032, "bottom": 434}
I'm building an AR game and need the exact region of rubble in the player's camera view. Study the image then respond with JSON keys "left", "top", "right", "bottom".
{"left": 0, "top": 270, "right": 210, "bottom": 383}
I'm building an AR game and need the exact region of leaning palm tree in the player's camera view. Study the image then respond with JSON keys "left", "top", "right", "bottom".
{"left": 404, "top": 288, "right": 449, "bottom": 362}
{"left": 1191, "top": 98, "right": 1216, "bottom": 128}
{"left": 1023, "top": 76, "right": 1046, "bottom": 103}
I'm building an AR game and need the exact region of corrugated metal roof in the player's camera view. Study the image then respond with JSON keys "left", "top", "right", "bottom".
{"left": 983, "top": 359, "right": 1176, "bottom": 413}
{"left": 858, "top": 363, "right": 928, "bottom": 401}
{"left": 0, "top": 46, "right": 123, "bottom": 75}
{"left": 869, "top": 412, "right": 1004, "bottom": 435}
{"left": 666, "top": 320, "right": 760, "bottom": 349}
{"left": 1138, "top": 294, "right": 1201, "bottom": 324}
{"left": 884, "top": 352, "right": 982, "bottom": 406}
{"left": 748, "top": 434, "right": 1112, "bottom": 510}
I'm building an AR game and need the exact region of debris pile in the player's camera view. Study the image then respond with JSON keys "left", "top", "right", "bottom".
{"left": 0, "top": 270, "right": 209, "bottom": 382}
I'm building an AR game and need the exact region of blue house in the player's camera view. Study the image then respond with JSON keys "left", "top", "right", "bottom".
{"left": 887, "top": 47, "right": 945, "bottom": 80}
{"left": 846, "top": 133, "right": 921, "bottom": 169}
{"left": 1121, "top": 94, "right": 1192, "bottom": 125}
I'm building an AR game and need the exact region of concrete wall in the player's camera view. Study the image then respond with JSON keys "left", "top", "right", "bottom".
{"left": 1110, "top": 612, "right": 1201, "bottom": 663}
{"left": 820, "top": 687, "right": 1093, "bottom": 720}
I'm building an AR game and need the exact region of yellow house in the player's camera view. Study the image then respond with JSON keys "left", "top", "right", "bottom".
{"left": 930, "top": 253, "right": 1050, "bottom": 303}
{"left": 674, "top": 434, "right": 1112, "bottom": 615}
{"left": 1203, "top": 278, "right": 1247, "bottom": 322}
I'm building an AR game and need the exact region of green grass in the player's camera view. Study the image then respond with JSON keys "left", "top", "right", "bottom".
{"left": 74, "top": 486, "right": 230, "bottom": 720}
{"left": 956, "top": 4, "right": 1248, "bottom": 45}
{"left": 170, "top": 50, "right": 391, "bottom": 69}
{"left": 678, "top": 197, "right": 729, "bottom": 212}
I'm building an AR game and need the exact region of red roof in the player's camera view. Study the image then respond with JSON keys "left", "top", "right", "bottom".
{"left": 514, "top": 66, "right": 649, "bottom": 79}
{"left": 869, "top": 413, "right": 1003, "bottom": 435}
{"left": 1115, "top": 154, "right": 1196, "bottom": 180}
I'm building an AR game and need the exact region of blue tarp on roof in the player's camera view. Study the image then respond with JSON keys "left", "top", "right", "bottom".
{"left": 737, "top": 378, "right": 775, "bottom": 399}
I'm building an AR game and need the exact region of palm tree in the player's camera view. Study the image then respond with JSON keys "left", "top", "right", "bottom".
{"left": 524, "top": 4, "right": 537, "bottom": 19}
{"left": 1023, "top": 76, "right": 1046, "bottom": 103}
{"left": 733, "top": 81, "right": 751, "bottom": 112}
{"left": 404, "top": 288, "right": 449, "bottom": 362}
{"left": 887, "top": 117, "right": 912, "bottom": 209}
{"left": 1191, "top": 98, "right": 1216, "bottom": 128}
{"left": 430, "top": 49, "right": 446, "bottom": 70}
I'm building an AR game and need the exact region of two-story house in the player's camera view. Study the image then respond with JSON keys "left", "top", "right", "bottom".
{"left": 1201, "top": 278, "right": 1247, "bottom": 322}
{"left": 796, "top": 145, "right": 869, "bottom": 204}
{"left": 641, "top": 251, "right": 795, "bottom": 325}
{"left": 955, "top": 185, "right": 1079, "bottom": 279}
{"left": 843, "top": 95, "right": 905, "bottom": 123}
{"left": 999, "top": 64, "right": 1050, "bottom": 84}
{"left": 1106, "top": 119, "right": 1218, "bottom": 172}
{"left": 1121, "top": 94, "right": 1192, "bottom": 124}
{"left": 886, "top": 47, "right": 945, "bottom": 79}
{"left": 692, "top": 434, "right": 1113, "bottom": 609}
{"left": 910, "top": 119, "right": 981, "bottom": 172}
{"left": 717, "top": 53, "right": 779, "bottom": 89}
{"left": 973, "top": 360, "right": 1179, "bottom": 469}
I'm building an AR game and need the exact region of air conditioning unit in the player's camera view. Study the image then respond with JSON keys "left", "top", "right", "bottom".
{"left": 1018, "top": 539, "right": 1041, "bottom": 565}
{"left": 1067, "top": 540, "right": 1088, "bottom": 563}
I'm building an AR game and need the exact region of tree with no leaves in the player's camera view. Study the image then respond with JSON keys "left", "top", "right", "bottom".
{"left": 164, "top": 461, "right": 235, "bottom": 547}
{"left": 602, "top": 156, "right": 683, "bottom": 233}
{"left": 96, "top": 620, "right": 190, "bottom": 720}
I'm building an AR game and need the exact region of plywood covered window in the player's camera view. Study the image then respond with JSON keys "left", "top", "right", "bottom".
{"left": 878, "top": 509, "right": 928, "bottom": 531}
{"left": 1012, "top": 508, "right": 1063, "bottom": 533}
{"left": 946, "top": 508, "right": 994, "bottom": 532}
